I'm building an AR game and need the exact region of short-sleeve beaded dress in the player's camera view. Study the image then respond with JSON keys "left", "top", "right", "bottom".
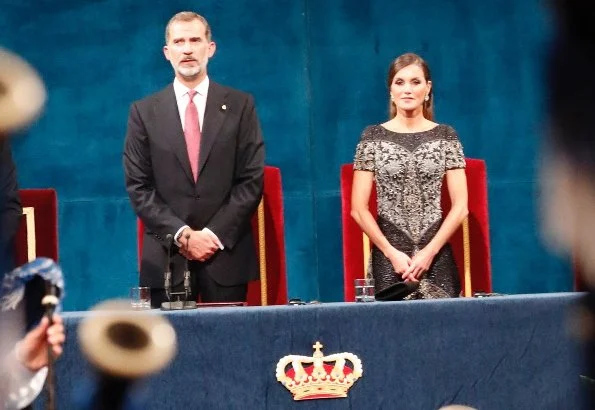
{"left": 353, "top": 124, "right": 466, "bottom": 299}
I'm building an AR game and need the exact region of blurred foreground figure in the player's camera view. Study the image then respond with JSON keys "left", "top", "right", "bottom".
{"left": 1, "top": 258, "right": 65, "bottom": 410}
{"left": 542, "top": 1, "right": 595, "bottom": 407}
{"left": 76, "top": 300, "right": 177, "bottom": 410}
{"left": 0, "top": 48, "right": 46, "bottom": 134}
{"left": 0, "top": 47, "right": 46, "bottom": 274}
{"left": 0, "top": 48, "right": 62, "bottom": 409}
{"left": 2, "top": 314, "right": 65, "bottom": 409}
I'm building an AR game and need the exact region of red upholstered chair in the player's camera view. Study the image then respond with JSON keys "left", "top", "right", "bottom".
{"left": 14, "top": 189, "right": 59, "bottom": 266}
{"left": 341, "top": 159, "right": 492, "bottom": 301}
{"left": 246, "top": 166, "right": 288, "bottom": 306}
{"left": 136, "top": 166, "right": 288, "bottom": 306}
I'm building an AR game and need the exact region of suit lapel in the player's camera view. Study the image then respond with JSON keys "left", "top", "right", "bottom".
{"left": 154, "top": 85, "right": 194, "bottom": 184}
{"left": 198, "top": 82, "right": 228, "bottom": 177}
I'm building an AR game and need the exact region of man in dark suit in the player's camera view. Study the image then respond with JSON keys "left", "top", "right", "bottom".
{"left": 123, "top": 11, "right": 264, "bottom": 307}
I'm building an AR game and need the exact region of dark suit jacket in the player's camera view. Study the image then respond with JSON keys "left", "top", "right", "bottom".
{"left": 123, "top": 81, "right": 264, "bottom": 288}
{"left": 0, "top": 140, "right": 22, "bottom": 273}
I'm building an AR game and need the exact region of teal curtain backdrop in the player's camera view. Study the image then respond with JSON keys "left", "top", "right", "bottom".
{"left": 1, "top": 0, "right": 570, "bottom": 311}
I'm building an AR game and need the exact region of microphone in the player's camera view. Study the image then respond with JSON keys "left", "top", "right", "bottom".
{"left": 41, "top": 280, "right": 59, "bottom": 320}
{"left": 41, "top": 280, "right": 59, "bottom": 410}
{"left": 164, "top": 234, "right": 173, "bottom": 301}
{"left": 183, "top": 233, "right": 191, "bottom": 301}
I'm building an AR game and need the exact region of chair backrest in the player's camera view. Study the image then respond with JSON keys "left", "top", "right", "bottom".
{"left": 246, "top": 166, "right": 288, "bottom": 306}
{"left": 136, "top": 166, "right": 288, "bottom": 306}
{"left": 14, "top": 189, "right": 59, "bottom": 266}
{"left": 340, "top": 159, "right": 492, "bottom": 301}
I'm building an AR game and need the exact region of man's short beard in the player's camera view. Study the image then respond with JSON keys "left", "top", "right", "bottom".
{"left": 177, "top": 65, "right": 201, "bottom": 79}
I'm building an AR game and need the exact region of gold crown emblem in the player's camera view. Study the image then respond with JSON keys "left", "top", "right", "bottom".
{"left": 276, "top": 341, "right": 363, "bottom": 401}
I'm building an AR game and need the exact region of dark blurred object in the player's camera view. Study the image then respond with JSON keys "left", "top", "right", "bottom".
{"left": 78, "top": 300, "right": 177, "bottom": 410}
{"left": 0, "top": 140, "right": 21, "bottom": 275}
{"left": 195, "top": 301, "right": 246, "bottom": 308}
{"left": 549, "top": 1, "right": 595, "bottom": 171}
{"left": 375, "top": 281, "right": 417, "bottom": 301}
{"left": 547, "top": 2, "right": 595, "bottom": 408}
{"left": 41, "top": 281, "right": 59, "bottom": 410}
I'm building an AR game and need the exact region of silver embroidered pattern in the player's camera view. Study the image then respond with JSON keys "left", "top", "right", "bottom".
{"left": 353, "top": 124, "right": 465, "bottom": 299}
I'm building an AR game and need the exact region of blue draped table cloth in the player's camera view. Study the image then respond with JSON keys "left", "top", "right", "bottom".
{"left": 36, "top": 293, "right": 585, "bottom": 409}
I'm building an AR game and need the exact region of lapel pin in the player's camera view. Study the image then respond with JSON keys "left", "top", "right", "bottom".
{"left": 221, "top": 104, "right": 227, "bottom": 111}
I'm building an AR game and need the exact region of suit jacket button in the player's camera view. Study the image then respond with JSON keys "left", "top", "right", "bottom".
{"left": 194, "top": 195, "right": 200, "bottom": 200}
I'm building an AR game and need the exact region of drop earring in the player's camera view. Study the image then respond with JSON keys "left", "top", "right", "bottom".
{"left": 424, "top": 95, "right": 429, "bottom": 101}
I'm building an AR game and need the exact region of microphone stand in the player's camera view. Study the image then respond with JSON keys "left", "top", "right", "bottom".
{"left": 183, "top": 258, "right": 191, "bottom": 302}
{"left": 41, "top": 281, "right": 59, "bottom": 410}
{"left": 164, "top": 234, "right": 173, "bottom": 303}
{"left": 161, "top": 233, "right": 197, "bottom": 310}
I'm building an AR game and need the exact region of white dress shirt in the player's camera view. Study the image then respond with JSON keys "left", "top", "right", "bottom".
{"left": 171, "top": 77, "right": 223, "bottom": 250}
{"left": 173, "top": 76, "right": 208, "bottom": 132}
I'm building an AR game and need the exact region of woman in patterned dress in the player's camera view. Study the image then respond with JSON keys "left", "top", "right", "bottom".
{"left": 351, "top": 53, "right": 469, "bottom": 299}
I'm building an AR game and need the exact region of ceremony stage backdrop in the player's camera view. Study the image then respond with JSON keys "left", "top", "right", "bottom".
{"left": 34, "top": 294, "right": 584, "bottom": 409}
{"left": 1, "top": 0, "right": 571, "bottom": 310}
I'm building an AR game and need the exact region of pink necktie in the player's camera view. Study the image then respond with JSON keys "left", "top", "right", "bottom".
{"left": 184, "top": 90, "right": 201, "bottom": 181}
